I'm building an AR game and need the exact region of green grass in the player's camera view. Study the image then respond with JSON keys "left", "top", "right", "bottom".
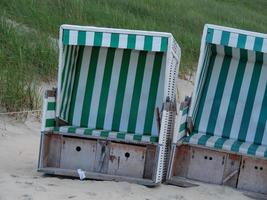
{"left": 0, "top": 0, "right": 267, "bottom": 111}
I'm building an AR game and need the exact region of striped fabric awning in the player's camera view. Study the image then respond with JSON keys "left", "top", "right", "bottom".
{"left": 187, "top": 25, "right": 267, "bottom": 158}
{"left": 183, "top": 133, "right": 267, "bottom": 159}
{"left": 206, "top": 26, "right": 267, "bottom": 53}
{"left": 62, "top": 28, "right": 169, "bottom": 52}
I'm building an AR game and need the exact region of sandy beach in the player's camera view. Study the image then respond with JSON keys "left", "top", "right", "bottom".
{"left": 0, "top": 115, "right": 252, "bottom": 200}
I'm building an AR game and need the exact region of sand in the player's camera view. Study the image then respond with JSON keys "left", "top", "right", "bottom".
{"left": 0, "top": 115, "right": 252, "bottom": 200}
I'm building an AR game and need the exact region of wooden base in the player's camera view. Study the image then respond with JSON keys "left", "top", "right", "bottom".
{"left": 38, "top": 133, "right": 159, "bottom": 186}
{"left": 168, "top": 144, "right": 267, "bottom": 195}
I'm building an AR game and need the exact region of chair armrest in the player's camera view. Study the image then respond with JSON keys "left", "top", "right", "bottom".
{"left": 41, "top": 89, "right": 57, "bottom": 132}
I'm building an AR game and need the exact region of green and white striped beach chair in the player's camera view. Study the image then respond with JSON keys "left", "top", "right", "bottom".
{"left": 38, "top": 25, "right": 180, "bottom": 185}
{"left": 167, "top": 24, "right": 267, "bottom": 195}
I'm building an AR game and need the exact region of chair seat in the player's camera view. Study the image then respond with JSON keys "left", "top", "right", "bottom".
{"left": 53, "top": 126, "right": 158, "bottom": 144}
{"left": 183, "top": 133, "right": 267, "bottom": 159}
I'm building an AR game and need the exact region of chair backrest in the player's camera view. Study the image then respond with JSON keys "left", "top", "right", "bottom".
{"left": 190, "top": 24, "right": 267, "bottom": 145}
{"left": 57, "top": 25, "right": 180, "bottom": 137}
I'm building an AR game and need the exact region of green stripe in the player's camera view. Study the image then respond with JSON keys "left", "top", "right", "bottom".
{"left": 182, "top": 107, "right": 189, "bottom": 115}
{"left": 53, "top": 127, "right": 59, "bottom": 131}
{"left": 47, "top": 102, "right": 56, "bottom": 111}
{"left": 60, "top": 46, "right": 74, "bottom": 118}
{"left": 96, "top": 48, "right": 116, "bottom": 129}
{"left": 112, "top": 49, "right": 131, "bottom": 131}
{"left": 206, "top": 47, "right": 232, "bottom": 135}
{"left": 127, "top": 34, "right": 136, "bottom": 49}
{"left": 206, "top": 28, "right": 214, "bottom": 43}
{"left": 127, "top": 51, "right": 147, "bottom": 133}
{"left": 77, "top": 31, "right": 86, "bottom": 45}
{"left": 61, "top": 46, "right": 70, "bottom": 91}
{"left": 179, "top": 123, "right": 186, "bottom": 132}
{"left": 238, "top": 56, "right": 262, "bottom": 142}
{"left": 63, "top": 47, "right": 79, "bottom": 120}
{"left": 133, "top": 134, "right": 142, "bottom": 141}
{"left": 222, "top": 49, "right": 247, "bottom": 138}
{"left": 110, "top": 33, "right": 119, "bottom": 48}
{"left": 220, "top": 31, "right": 230, "bottom": 46}
{"left": 150, "top": 136, "right": 158, "bottom": 143}
{"left": 160, "top": 37, "right": 168, "bottom": 52}
{"left": 214, "top": 137, "right": 227, "bottom": 149}
{"left": 237, "top": 34, "right": 247, "bottom": 49}
{"left": 144, "top": 36, "right": 153, "bottom": 51}
{"left": 247, "top": 144, "right": 259, "bottom": 155}
{"left": 194, "top": 45, "right": 216, "bottom": 131}
{"left": 45, "top": 119, "right": 55, "bottom": 127}
{"left": 117, "top": 132, "right": 126, "bottom": 139}
{"left": 100, "top": 130, "right": 109, "bottom": 138}
{"left": 254, "top": 71, "right": 267, "bottom": 145}
{"left": 68, "top": 46, "right": 85, "bottom": 124}
{"left": 231, "top": 141, "right": 243, "bottom": 152}
{"left": 63, "top": 29, "right": 70, "bottom": 44}
{"left": 94, "top": 32, "right": 103, "bottom": 46}
{"left": 265, "top": 150, "right": 267, "bottom": 157}
{"left": 68, "top": 126, "right": 78, "bottom": 133}
{"left": 198, "top": 135, "right": 211, "bottom": 146}
{"left": 143, "top": 52, "right": 163, "bottom": 135}
{"left": 80, "top": 47, "right": 100, "bottom": 127}
{"left": 84, "top": 128, "right": 93, "bottom": 135}
{"left": 254, "top": 37, "right": 263, "bottom": 52}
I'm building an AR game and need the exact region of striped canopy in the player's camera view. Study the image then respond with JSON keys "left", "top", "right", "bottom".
{"left": 57, "top": 25, "right": 178, "bottom": 138}
{"left": 190, "top": 24, "right": 267, "bottom": 148}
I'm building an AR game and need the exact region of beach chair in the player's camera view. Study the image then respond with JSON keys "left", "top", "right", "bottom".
{"left": 38, "top": 25, "right": 181, "bottom": 185}
{"left": 167, "top": 24, "right": 267, "bottom": 195}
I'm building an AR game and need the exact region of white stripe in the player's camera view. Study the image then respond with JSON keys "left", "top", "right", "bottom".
{"left": 60, "top": 126, "right": 71, "bottom": 133}
{"left": 88, "top": 48, "right": 108, "bottom": 128}
{"left": 189, "top": 134, "right": 204, "bottom": 145}
{"left": 222, "top": 139, "right": 235, "bottom": 151}
{"left": 246, "top": 64, "right": 267, "bottom": 143}
{"left": 125, "top": 134, "right": 134, "bottom": 141}
{"left": 119, "top": 51, "right": 139, "bottom": 132}
{"left": 230, "top": 53, "right": 255, "bottom": 139}
{"left": 206, "top": 136, "right": 218, "bottom": 148}
{"left": 46, "top": 111, "right": 56, "bottom": 119}
{"left": 69, "top": 30, "right": 78, "bottom": 45}
{"left": 85, "top": 32, "right": 94, "bottom": 46}
{"left": 151, "top": 54, "right": 166, "bottom": 136}
{"left": 214, "top": 48, "right": 239, "bottom": 137}
{"left": 47, "top": 97, "right": 56, "bottom": 102}
{"left": 135, "top": 52, "right": 155, "bottom": 134}
{"left": 245, "top": 35, "right": 255, "bottom": 51}
{"left": 228, "top": 32, "right": 239, "bottom": 48}
{"left": 212, "top": 29, "right": 222, "bottom": 44}
{"left": 239, "top": 142, "right": 251, "bottom": 154}
{"left": 152, "top": 37, "right": 161, "bottom": 51}
{"left": 141, "top": 136, "right": 151, "bottom": 142}
{"left": 118, "top": 34, "right": 128, "bottom": 49}
{"left": 262, "top": 39, "right": 267, "bottom": 53}
{"left": 102, "top": 32, "right": 111, "bottom": 47}
{"left": 104, "top": 49, "right": 123, "bottom": 130}
{"left": 108, "top": 131, "right": 118, "bottom": 139}
{"left": 76, "top": 128, "right": 85, "bottom": 135}
{"left": 135, "top": 35, "right": 145, "bottom": 50}
{"left": 255, "top": 145, "right": 267, "bottom": 157}
{"left": 198, "top": 45, "right": 224, "bottom": 133}
{"left": 72, "top": 47, "right": 92, "bottom": 126}
{"left": 92, "top": 130, "right": 101, "bottom": 137}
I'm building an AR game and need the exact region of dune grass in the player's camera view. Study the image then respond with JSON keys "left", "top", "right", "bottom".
{"left": 0, "top": 0, "right": 267, "bottom": 111}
